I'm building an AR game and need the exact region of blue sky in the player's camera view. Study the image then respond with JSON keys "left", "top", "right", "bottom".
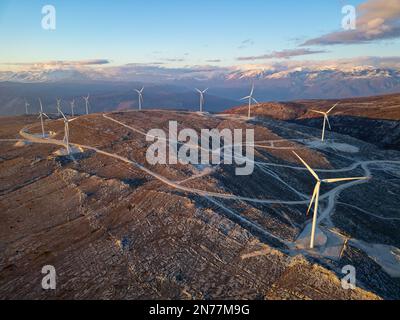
{"left": 0, "top": 0, "right": 399, "bottom": 69}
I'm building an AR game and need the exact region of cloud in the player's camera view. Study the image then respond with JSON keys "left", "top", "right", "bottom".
{"left": 3, "top": 59, "right": 110, "bottom": 68}
{"left": 70, "top": 59, "right": 110, "bottom": 66}
{"left": 205, "top": 59, "right": 221, "bottom": 63}
{"left": 302, "top": 0, "right": 400, "bottom": 45}
{"left": 163, "top": 58, "right": 186, "bottom": 62}
{"left": 124, "top": 62, "right": 165, "bottom": 66}
{"left": 238, "top": 39, "right": 254, "bottom": 49}
{"left": 237, "top": 49, "right": 327, "bottom": 61}
{"left": 234, "top": 56, "right": 400, "bottom": 74}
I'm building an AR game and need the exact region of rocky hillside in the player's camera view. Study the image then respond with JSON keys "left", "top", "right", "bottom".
{"left": 224, "top": 93, "right": 400, "bottom": 150}
{"left": 1, "top": 111, "right": 399, "bottom": 299}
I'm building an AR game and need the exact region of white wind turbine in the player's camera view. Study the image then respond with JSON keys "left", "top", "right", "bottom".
{"left": 59, "top": 109, "right": 71, "bottom": 155}
{"left": 195, "top": 88, "right": 208, "bottom": 112}
{"left": 241, "top": 84, "right": 259, "bottom": 119}
{"left": 83, "top": 94, "right": 90, "bottom": 115}
{"left": 310, "top": 102, "right": 339, "bottom": 141}
{"left": 38, "top": 98, "right": 49, "bottom": 138}
{"left": 56, "top": 98, "right": 62, "bottom": 116}
{"left": 24, "top": 99, "right": 30, "bottom": 115}
{"left": 293, "top": 151, "right": 369, "bottom": 249}
{"left": 134, "top": 87, "right": 144, "bottom": 110}
{"left": 70, "top": 99, "right": 75, "bottom": 117}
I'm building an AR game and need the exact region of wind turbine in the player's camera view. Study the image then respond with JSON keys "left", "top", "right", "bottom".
{"left": 310, "top": 102, "right": 339, "bottom": 141}
{"left": 134, "top": 87, "right": 144, "bottom": 110}
{"left": 83, "top": 94, "right": 90, "bottom": 115}
{"left": 241, "top": 84, "right": 259, "bottom": 119}
{"left": 38, "top": 98, "right": 49, "bottom": 138}
{"left": 70, "top": 99, "right": 75, "bottom": 117}
{"left": 59, "top": 109, "right": 71, "bottom": 155}
{"left": 292, "top": 151, "right": 368, "bottom": 249}
{"left": 195, "top": 88, "right": 208, "bottom": 112}
{"left": 24, "top": 99, "right": 30, "bottom": 115}
{"left": 56, "top": 98, "right": 62, "bottom": 116}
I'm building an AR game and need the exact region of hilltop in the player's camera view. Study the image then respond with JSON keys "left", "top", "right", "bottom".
{"left": 224, "top": 93, "right": 400, "bottom": 150}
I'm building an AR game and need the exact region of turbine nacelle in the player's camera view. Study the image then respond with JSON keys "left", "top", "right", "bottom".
{"left": 196, "top": 88, "right": 208, "bottom": 94}
{"left": 310, "top": 102, "right": 339, "bottom": 141}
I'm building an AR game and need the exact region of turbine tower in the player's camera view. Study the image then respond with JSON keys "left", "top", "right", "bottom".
{"left": 70, "top": 99, "right": 75, "bottom": 117}
{"left": 38, "top": 98, "right": 49, "bottom": 138}
{"left": 24, "top": 99, "right": 30, "bottom": 115}
{"left": 83, "top": 94, "right": 90, "bottom": 115}
{"left": 134, "top": 87, "right": 144, "bottom": 110}
{"left": 310, "top": 102, "right": 339, "bottom": 141}
{"left": 241, "top": 84, "right": 259, "bottom": 119}
{"left": 195, "top": 88, "right": 208, "bottom": 112}
{"left": 292, "top": 151, "right": 368, "bottom": 249}
{"left": 59, "top": 109, "right": 71, "bottom": 155}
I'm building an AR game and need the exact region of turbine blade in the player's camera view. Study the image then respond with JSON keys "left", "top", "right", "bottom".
{"left": 292, "top": 151, "right": 320, "bottom": 181}
{"left": 203, "top": 88, "right": 209, "bottom": 93}
{"left": 323, "top": 177, "right": 369, "bottom": 183}
{"left": 250, "top": 84, "right": 254, "bottom": 96}
{"left": 310, "top": 110, "right": 326, "bottom": 115}
{"left": 325, "top": 115, "right": 331, "bottom": 130}
{"left": 306, "top": 184, "right": 319, "bottom": 216}
{"left": 60, "top": 110, "right": 67, "bottom": 121}
{"left": 327, "top": 102, "right": 339, "bottom": 114}
{"left": 241, "top": 96, "right": 251, "bottom": 100}
{"left": 43, "top": 113, "right": 50, "bottom": 119}
{"left": 195, "top": 88, "right": 202, "bottom": 94}
{"left": 252, "top": 97, "right": 259, "bottom": 104}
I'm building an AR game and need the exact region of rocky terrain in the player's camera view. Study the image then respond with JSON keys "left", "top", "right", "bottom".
{"left": 0, "top": 109, "right": 399, "bottom": 300}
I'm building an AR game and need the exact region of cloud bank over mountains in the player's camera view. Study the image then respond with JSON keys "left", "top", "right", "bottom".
{"left": 237, "top": 49, "right": 328, "bottom": 61}
{"left": 4, "top": 59, "right": 111, "bottom": 69}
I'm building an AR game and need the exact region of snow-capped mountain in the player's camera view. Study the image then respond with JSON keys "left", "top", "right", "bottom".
{"left": 0, "top": 69, "right": 94, "bottom": 83}
{"left": 225, "top": 65, "right": 400, "bottom": 81}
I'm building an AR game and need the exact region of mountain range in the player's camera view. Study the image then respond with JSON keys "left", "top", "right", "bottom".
{"left": 1, "top": 58, "right": 400, "bottom": 109}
